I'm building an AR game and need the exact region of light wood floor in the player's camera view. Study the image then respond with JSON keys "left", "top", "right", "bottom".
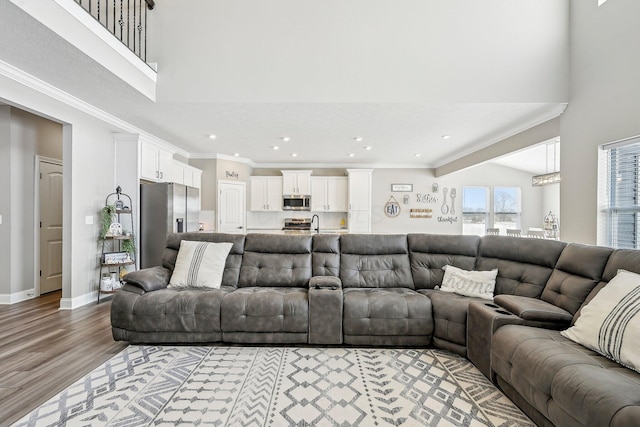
{"left": 0, "top": 292, "right": 127, "bottom": 426}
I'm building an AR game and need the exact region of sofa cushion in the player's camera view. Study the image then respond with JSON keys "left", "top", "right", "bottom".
{"left": 408, "top": 234, "right": 480, "bottom": 290}
{"left": 163, "top": 232, "right": 245, "bottom": 288}
{"left": 239, "top": 234, "right": 312, "bottom": 288}
{"left": 312, "top": 234, "right": 340, "bottom": 277}
{"left": 574, "top": 248, "right": 640, "bottom": 324}
{"left": 541, "top": 243, "right": 613, "bottom": 315}
{"left": 168, "top": 241, "right": 232, "bottom": 289}
{"left": 343, "top": 288, "right": 432, "bottom": 337}
{"left": 476, "top": 236, "right": 566, "bottom": 297}
{"left": 340, "top": 234, "right": 414, "bottom": 289}
{"left": 419, "top": 289, "right": 486, "bottom": 354}
{"left": 221, "top": 287, "right": 309, "bottom": 333}
{"left": 440, "top": 265, "right": 497, "bottom": 300}
{"left": 492, "top": 325, "right": 640, "bottom": 427}
{"left": 111, "top": 287, "right": 232, "bottom": 333}
{"left": 561, "top": 269, "right": 640, "bottom": 373}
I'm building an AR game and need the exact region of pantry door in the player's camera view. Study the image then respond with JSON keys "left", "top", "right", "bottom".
{"left": 217, "top": 180, "right": 246, "bottom": 233}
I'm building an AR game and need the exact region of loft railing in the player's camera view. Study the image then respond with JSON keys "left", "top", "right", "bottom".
{"left": 74, "top": 0, "right": 155, "bottom": 63}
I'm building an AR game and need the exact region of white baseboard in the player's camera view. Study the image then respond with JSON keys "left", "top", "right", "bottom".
{"left": 0, "top": 288, "right": 36, "bottom": 304}
{"left": 59, "top": 291, "right": 98, "bottom": 310}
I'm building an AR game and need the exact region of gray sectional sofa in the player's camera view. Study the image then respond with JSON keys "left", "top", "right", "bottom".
{"left": 111, "top": 232, "right": 640, "bottom": 427}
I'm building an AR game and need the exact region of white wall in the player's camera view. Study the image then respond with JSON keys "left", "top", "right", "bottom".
{"left": 149, "top": 0, "right": 568, "bottom": 103}
{"left": 560, "top": 0, "right": 640, "bottom": 243}
{"left": 0, "top": 106, "right": 11, "bottom": 298}
{"left": 8, "top": 108, "right": 63, "bottom": 299}
{"left": 0, "top": 70, "right": 124, "bottom": 307}
{"left": 541, "top": 183, "right": 560, "bottom": 225}
{"left": 0, "top": 106, "right": 64, "bottom": 302}
{"left": 372, "top": 164, "right": 543, "bottom": 234}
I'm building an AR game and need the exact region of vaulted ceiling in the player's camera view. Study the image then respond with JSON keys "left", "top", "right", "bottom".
{"left": 0, "top": 0, "right": 569, "bottom": 168}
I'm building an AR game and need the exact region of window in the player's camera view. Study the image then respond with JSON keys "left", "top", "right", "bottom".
{"left": 462, "top": 187, "right": 489, "bottom": 235}
{"left": 599, "top": 137, "right": 640, "bottom": 248}
{"left": 493, "top": 187, "right": 521, "bottom": 235}
{"left": 462, "top": 186, "right": 521, "bottom": 236}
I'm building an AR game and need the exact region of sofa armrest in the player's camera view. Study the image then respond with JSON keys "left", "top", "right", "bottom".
{"left": 123, "top": 266, "right": 171, "bottom": 292}
{"left": 309, "top": 275, "right": 342, "bottom": 290}
{"left": 494, "top": 295, "right": 573, "bottom": 324}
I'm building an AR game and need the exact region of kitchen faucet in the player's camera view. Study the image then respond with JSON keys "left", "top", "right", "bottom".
{"left": 311, "top": 214, "right": 320, "bottom": 233}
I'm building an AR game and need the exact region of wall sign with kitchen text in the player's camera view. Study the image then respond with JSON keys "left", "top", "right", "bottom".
{"left": 384, "top": 196, "right": 401, "bottom": 217}
{"left": 226, "top": 171, "right": 239, "bottom": 179}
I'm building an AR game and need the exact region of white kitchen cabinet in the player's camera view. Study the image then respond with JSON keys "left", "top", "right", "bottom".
{"left": 250, "top": 176, "right": 283, "bottom": 211}
{"left": 311, "top": 177, "right": 347, "bottom": 212}
{"left": 172, "top": 162, "right": 185, "bottom": 184}
{"left": 281, "top": 170, "right": 311, "bottom": 195}
{"left": 347, "top": 169, "right": 373, "bottom": 233}
{"left": 171, "top": 160, "right": 202, "bottom": 189}
{"left": 191, "top": 169, "right": 202, "bottom": 189}
{"left": 140, "top": 141, "right": 172, "bottom": 182}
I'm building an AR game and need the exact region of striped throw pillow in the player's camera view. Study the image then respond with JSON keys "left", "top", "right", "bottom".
{"left": 561, "top": 269, "right": 640, "bottom": 373}
{"left": 168, "top": 241, "right": 233, "bottom": 289}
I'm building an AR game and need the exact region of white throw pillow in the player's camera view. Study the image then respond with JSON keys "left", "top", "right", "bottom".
{"left": 440, "top": 265, "right": 498, "bottom": 300}
{"left": 561, "top": 269, "right": 640, "bottom": 373}
{"left": 168, "top": 241, "right": 233, "bottom": 289}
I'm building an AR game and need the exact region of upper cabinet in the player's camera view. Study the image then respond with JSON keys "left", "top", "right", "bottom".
{"left": 281, "top": 170, "right": 311, "bottom": 195}
{"left": 311, "top": 177, "right": 348, "bottom": 212}
{"left": 172, "top": 160, "right": 203, "bottom": 189}
{"left": 347, "top": 169, "right": 373, "bottom": 211}
{"left": 140, "top": 141, "right": 172, "bottom": 182}
{"left": 250, "top": 176, "right": 283, "bottom": 211}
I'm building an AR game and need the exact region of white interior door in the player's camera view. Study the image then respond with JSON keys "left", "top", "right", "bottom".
{"left": 39, "top": 160, "right": 63, "bottom": 294}
{"left": 218, "top": 180, "right": 246, "bottom": 233}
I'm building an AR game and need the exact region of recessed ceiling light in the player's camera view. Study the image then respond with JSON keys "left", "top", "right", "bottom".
{"left": 414, "top": 153, "right": 422, "bottom": 157}
{"left": 354, "top": 137, "right": 363, "bottom": 142}
{"left": 291, "top": 153, "right": 298, "bottom": 157}
{"left": 208, "top": 134, "right": 217, "bottom": 140}
{"left": 441, "top": 135, "right": 451, "bottom": 140}
{"left": 272, "top": 146, "right": 280, "bottom": 150}
{"left": 234, "top": 153, "right": 240, "bottom": 157}
{"left": 281, "top": 136, "right": 291, "bottom": 142}
{"left": 364, "top": 146, "right": 372, "bottom": 150}
{"left": 348, "top": 153, "right": 355, "bottom": 157}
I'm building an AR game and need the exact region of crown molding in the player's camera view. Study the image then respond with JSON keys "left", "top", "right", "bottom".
{"left": 0, "top": 59, "right": 189, "bottom": 158}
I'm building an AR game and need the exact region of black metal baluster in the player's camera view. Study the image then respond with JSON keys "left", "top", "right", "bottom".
{"left": 143, "top": 1, "right": 147, "bottom": 62}
{"left": 127, "top": 0, "right": 130, "bottom": 52}
{"left": 138, "top": 0, "right": 143, "bottom": 58}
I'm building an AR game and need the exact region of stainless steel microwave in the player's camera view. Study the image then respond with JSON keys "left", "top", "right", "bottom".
{"left": 283, "top": 195, "right": 311, "bottom": 211}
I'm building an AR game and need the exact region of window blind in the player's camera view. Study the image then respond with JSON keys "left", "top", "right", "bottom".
{"left": 599, "top": 136, "right": 640, "bottom": 249}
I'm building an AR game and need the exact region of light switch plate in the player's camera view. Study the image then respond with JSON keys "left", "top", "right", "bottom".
{"left": 85, "top": 215, "right": 93, "bottom": 225}
{"left": 0, "top": 214, "right": 2, "bottom": 224}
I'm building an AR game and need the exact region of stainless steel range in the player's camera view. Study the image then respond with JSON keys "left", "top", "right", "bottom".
{"left": 283, "top": 218, "right": 311, "bottom": 231}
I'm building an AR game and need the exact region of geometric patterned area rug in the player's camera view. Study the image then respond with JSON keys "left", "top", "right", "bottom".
{"left": 13, "top": 346, "right": 533, "bottom": 427}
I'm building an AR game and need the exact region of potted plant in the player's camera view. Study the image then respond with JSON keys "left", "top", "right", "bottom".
{"left": 99, "top": 205, "right": 116, "bottom": 239}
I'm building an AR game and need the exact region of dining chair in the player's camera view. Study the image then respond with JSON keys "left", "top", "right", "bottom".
{"left": 527, "top": 229, "right": 546, "bottom": 239}
{"left": 486, "top": 228, "right": 500, "bottom": 236}
{"left": 506, "top": 229, "right": 522, "bottom": 237}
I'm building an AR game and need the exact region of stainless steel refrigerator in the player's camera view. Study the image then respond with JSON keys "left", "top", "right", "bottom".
{"left": 140, "top": 182, "right": 200, "bottom": 268}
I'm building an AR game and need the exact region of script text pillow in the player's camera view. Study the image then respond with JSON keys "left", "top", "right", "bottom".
{"left": 168, "top": 241, "right": 233, "bottom": 289}
{"left": 561, "top": 269, "right": 640, "bottom": 373}
{"left": 440, "top": 265, "right": 498, "bottom": 300}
